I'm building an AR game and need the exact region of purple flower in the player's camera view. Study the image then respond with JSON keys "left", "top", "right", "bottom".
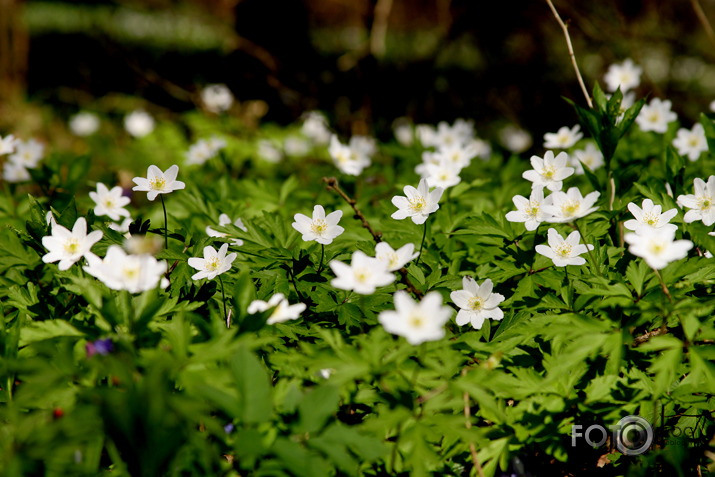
{"left": 224, "top": 423, "right": 235, "bottom": 434}
{"left": 86, "top": 338, "right": 113, "bottom": 357}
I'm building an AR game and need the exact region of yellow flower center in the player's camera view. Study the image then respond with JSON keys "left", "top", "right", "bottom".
{"left": 648, "top": 242, "right": 665, "bottom": 256}
{"left": 409, "top": 314, "right": 425, "bottom": 328}
{"left": 561, "top": 201, "right": 580, "bottom": 217}
{"left": 542, "top": 165, "right": 556, "bottom": 179}
{"left": 310, "top": 219, "right": 328, "bottom": 235}
{"left": 409, "top": 196, "right": 427, "bottom": 212}
{"left": 555, "top": 243, "right": 573, "bottom": 257}
{"left": 386, "top": 252, "right": 399, "bottom": 270}
{"left": 647, "top": 112, "right": 660, "bottom": 123}
{"left": 698, "top": 196, "right": 713, "bottom": 211}
{"left": 526, "top": 202, "right": 540, "bottom": 218}
{"left": 354, "top": 268, "right": 370, "bottom": 283}
{"left": 122, "top": 267, "right": 139, "bottom": 280}
{"left": 206, "top": 257, "right": 220, "bottom": 271}
{"left": 642, "top": 212, "right": 659, "bottom": 226}
{"left": 64, "top": 238, "right": 80, "bottom": 254}
{"left": 104, "top": 198, "right": 115, "bottom": 209}
{"left": 150, "top": 176, "right": 166, "bottom": 191}
{"left": 688, "top": 137, "right": 700, "bottom": 148}
{"left": 468, "top": 296, "right": 483, "bottom": 311}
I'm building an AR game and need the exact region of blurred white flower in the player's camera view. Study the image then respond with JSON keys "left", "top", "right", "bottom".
{"left": 571, "top": 143, "right": 604, "bottom": 175}
{"left": 292, "top": 205, "right": 344, "bottom": 244}
{"left": 109, "top": 217, "right": 133, "bottom": 235}
{"left": 329, "top": 250, "right": 394, "bottom": 295}
{"left": 69, "top": 112, "right": 100, "bottom": 137}
{"left": 543, "top": 125, "right": 583, "bottom": 149}
{"left": 425, "top": 158, "right": 462, "bottom": 189}
{"left": 672, "top": 124, "right": 708, "bottom": 161}
{"left": 0, "top": 134, "right": 16, "bottom": 155}
{"left": 132, "top": 165, "right": 185, "bottom": 201}
{"left": 543, "top": 186, "right": 600, "bottom": 223}
{"left": 604, "top": 59, "right": 642, "bottom": 92}
{"left": 186, "top": 138, "right": 224, "bottom": 165}
{"left": 301, "top": 111, "right": 332, "bottom": 145}
{"left": 522, "top": 150, "right": 574, "bottom": 192}
{"left": 505, "top": 187, "right": 553, "bottom": 231}
{"left": 625, "top": 228, "right": 692, "bottom": 270}
{"left": 206, "top": 213, "right": 247, "bottom": 246}
{"left": 378, "top": 291, "right": 452, "bottom": 345}
{"left": 124, "top": 110, "right": 155, "bottom": 138}
{"left": 624, "top": 199, "right": 678, "bottom": 235}
{"left": 201, "top": 84, "right": 234, "bottom": 113}
{"left": 283, "top": 136, "right": 311, "bottom": 156}
{"left": 2, "top": 161, "right": 30, "bottom": 183}
{"left": 84, "top": 245, "right": 168, "bottom": 293}
{"left": 8, "top": 138, "right": 44, "bottom": 169}
{"left": 349, "top": 135, "right": 377, "bottom": 157}
{"left": 247, "top": 292, "right": 306, "bottom": 325}
{"left": 375, "top": 242, "right": 419, "bottom": 272}
{"left": 328, "top": 135, "right": 371, "bottom": 176}
{"left": 257, "top": 140, "right": 283, "bottom": 163}
{"left": 499, "top": 125, "right": 532, "bottom": 153}
{"left": 391, "top": 178, "right": 443, "bottom": 225}
{"left": 677, "top": 176, "right": 715, "bottom": 226}
{"left": 89, "top": 183, "right": 131, "bottom": 221}
{"left": 188, "top": 243, "right": 237, "bottom": 280}
{"left": 450, "top": 277, "right": 505, "bottom": 330}
{"left": 535, "top": 228, "right": 593, "bottom": 267}
{"left": 42, "top": 217, "right": 103, "bottom": 271}
{"left": 393, "top": 121, "right": 414, "bottom": 146}
{"left": 636, "top": 98, "right": 677, "bottom": 134}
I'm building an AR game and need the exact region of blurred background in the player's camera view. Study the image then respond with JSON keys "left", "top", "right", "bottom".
{"left": 1, "top": 0, "right": 715, "bottom": 140}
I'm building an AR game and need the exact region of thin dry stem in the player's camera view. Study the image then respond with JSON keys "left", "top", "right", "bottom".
{"left": 634, "top": 327, "right": 666, "bottom": 346}
{"left": 323, "top": 177, "right": 423, "bottom": 298}
{"left": 544, "top": 0, "right": 593, "bottom": 109}
{"left": 690, "top": 0, "right": 715, "bottom": 51}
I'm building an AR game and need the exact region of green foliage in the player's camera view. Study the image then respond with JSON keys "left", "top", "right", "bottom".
{"left": 0, "top": 103, "right": 714, "bottom": 477}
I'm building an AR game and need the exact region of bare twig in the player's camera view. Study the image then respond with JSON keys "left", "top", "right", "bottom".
{"left": 690, "top": 0, "right": 715, "bottom": 51}
{"left": 634, "top": 327, "right": 666, "bottom": 346}
{"left": 462, "top": 368, "right": 485, "bottom": 477}
{"left": 323, "top": 176, "right": 423, "bottom": 298}
{"left": 369, "top": 0, "right": 394, "bottom": 57}
{"left": 544, "top": 0, "right": 593, "bottom": 109}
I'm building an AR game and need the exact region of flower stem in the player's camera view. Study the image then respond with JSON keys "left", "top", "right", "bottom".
{"left": 160, "top": 194, "right": 169, "bottom": 250}
{"left": 416, "top": 221, "right": 428, "bottom": 266}
{"left": 218, "top": 274, "right": 229, "bottom": 322}
{"left": 652, "top": 267, "right": 673, "bottom": 302}
{"left": 317, "top": 244, "right": 325, "bottom": 275}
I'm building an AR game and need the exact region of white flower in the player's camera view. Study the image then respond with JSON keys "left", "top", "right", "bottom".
{"left": 378, "top": 291, "right": 452, "bottom": 345}
{"left": 301, "top": 111, "right": 332, "bottom": 145}
{"left": 450, "top": 277, "right": 505, "bottom": 330}
{"left": 187, "top": 243, "right": 237, "bottom": 280}
{"left": 206, "top": 136, "right": 227, "bottom": 152}
{"left": 604, "top": 59, "right": 643, "bottom": 92}
{"left": 677, "top": 176, "right": 715, "bottom": 226}
{"left": 186, "top": 139, "right": 217, "bottom": 165}
{"left": 535, "top": 228, "right": 594, "bottom": 267}
{"left": 625, "top": 228, "right": 693, "bottom": 270}
{"left": 109, "top": 217, "right": 133, "bottom": 235}
{"left": 206, "top": 213, "right": 247, "bottom": 246}
{"left": 543, "top": 125, "right": 583, "bottom": 149}
{"left": 329, "top": 251, "right": 394, "bottom": 294}
{"left": 624, "top": 199, "right": 678, "bottom": 235}
{"left": 124, "top": 110, "right": 155, "bottom": 138}
{"left": 391, "top": 178, "right": 443, "bottom": 225}
{"left": 257, "top": 140, "right": 283, "bottom": 163}
{"left": 292, "top": 205, "right": 344, "bottom": 244}
{"left": 132, "top": 165, "right": 186, "bottom": 201}
{"left": 425, "top": 157, "right": 462, "bottom": 189}
{"left": 393, "top": 122, "right": 414, "bottom": 146}
{"left": 672, "top": 124, "right": 708, "bottom": 161}
{"left": 284, "top": 136, "right": 310, "bottom": 156}
{"left": 349, "top": 135, "right": 377, "bottom": 157}
{"left": 499, "top": 125, "right": 532, "bottom": 153}
{"left": 375, "top": 242, "right": 419, "bottom": 272}
{"left": 328, "top": 135, "right": 371, "bottom": 176}
{"left": 0, "top": 134, "right": 16, "bottom": 155}
{"left": 571, "top": 143, "right": 604, "bottom": 175}
{"left": 89, "top": 183, "right": 131, "bottom": 221}
{"left": 636, "top": 98, "right": 677, "bottom": 134}
{"left": 84, "top": 245, "right": 168, "bottom": 293}
{"left": 416, "top": 124, "right": 437, "bottom": 147}
{"left": 435, "top": 142, "right": 478, "bottom": 169}
{"left": 522, "top": 150, "right": 574, "bottom": 192}
{"left": 8, "top": 138, "right": 44, "bottom": 169}
{"left": 711, "top": 100, "right": 715, "bottom": 113}
{"left": 69, "top": 112, "right": 100, "bottom": 136}
{"left": 247, "top": 293, "right": 306, "bottom": 325}
{"left": 543, "top": 187, "right": 600, "bottom": 223}
{"left": 468, "top": 138, "right": 492, "bottom": 160}
{"left": 505, "top": 187, "right": 553, "bottom": 231}
{"left": 201, "top": 84, "right": 234, "bottom": 113}
{"left": 2, "top": 161, "right": 29, "bottom": 183}
{"left": 42, "top": 217, "right": 103, "bottom": 271}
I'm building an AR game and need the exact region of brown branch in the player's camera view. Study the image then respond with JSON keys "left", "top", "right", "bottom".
{"left": 544, "top": 0, "right": 593, "bottom": 109}
{"left": 634, "top": 327, "right": 666, "bottom": 346}
{"left": 690, "top": 0, "right": 715, "bottom": 51}
{"left": 323, "top": 176, "right": 423, "bottom": 298}
{"left": 462, "top": 368, "right": 485, "bottom": 477}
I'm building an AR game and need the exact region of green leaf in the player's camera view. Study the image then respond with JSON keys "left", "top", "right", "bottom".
{"left": 231, "top": 344, "right": 273, "bottom": 424}
{"left": 297, "top": 384, "right": 340, "bottom": 434}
